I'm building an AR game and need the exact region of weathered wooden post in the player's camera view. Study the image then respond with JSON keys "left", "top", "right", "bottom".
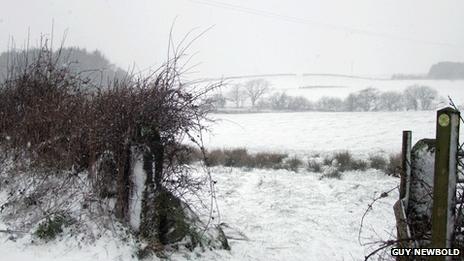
{"left": 431, "top": 107, "right": 460, "bottom": 260}
{"left": 395, "top": 130, "right": 413, "bottom": 253}
{"left": 400, "top": 130, "right": 412, "bottom": 209}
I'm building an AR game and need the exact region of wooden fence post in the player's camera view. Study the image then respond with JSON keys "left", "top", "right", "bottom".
{"left": 395, "top": 130, "right": 413, "bottom": 253}
{"left": 400, "top": 130, "right": 412, "bottom": 209}
{"left": 431, "top": 107, "right": 460, "bottom": 260}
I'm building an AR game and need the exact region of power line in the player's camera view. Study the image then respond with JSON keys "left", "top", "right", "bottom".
{"left": 189, "top": 0, "right": 462, "bottom": 48}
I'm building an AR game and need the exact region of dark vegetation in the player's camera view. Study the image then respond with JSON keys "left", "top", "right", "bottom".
{"left": 330, "top": 151, "right": 369, "bottom": 172}
{"left": 368, "top": 154, "right": 388, "bottom": 170}
{"left": 34, "top": 213, "right": 75, "bottom": 241}
{"left": 183, "top": 147, "right": 401, "bottom": 178}
{"left": 0, "top": 40, "right": 228, "bottom": 255}
{"left": 183, "top": 147, "right": 294, "bottom": 171}
{"left": 0, "top": 47, "right": 126, "bottom": 87}
{"left": 0, "top": 43, "right": 213, "bottom": 174}
{"left": 386, "top": 153, "right": 402, "bottom": 176}
{"left": 307, "top": 159, "right": 322, "bottom": 173}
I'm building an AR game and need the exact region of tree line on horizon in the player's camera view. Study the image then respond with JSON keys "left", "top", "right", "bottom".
{"left": 209, "top": 79, "right": 444, "bottom": 112}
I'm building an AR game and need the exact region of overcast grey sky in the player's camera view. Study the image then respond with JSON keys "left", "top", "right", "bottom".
{"left": 0, "top": 0, "right": 463, "bottom": 77}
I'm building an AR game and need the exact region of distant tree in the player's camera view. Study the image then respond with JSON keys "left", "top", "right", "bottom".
{"left": 378, "top": 91, "right": 405, "bottom": 111}
{"left": 256, "top": 98, "right": 271, "bottom": 110}
{"left": 259, "top": 92, "right": 312, "bottom": 111}
{"left": 227, "top": 84, "right": 246, "bottom": 108}
{"left": 344, "top": 93, "right": 356, "bottom": 111}
{"left": 269, "top": 92, "right": 289, "bottom": 110}
{"left": 208, "top": 93, "right": 226, "bottom": 110}
{"left": 357, "top": 88, "right": 380, "bottom": 111}
{"left": 344, "top": 88, "right": 380, "bottom": 111}
{"left": 288, "top": 96, "right": 312, "bottom": 111}
{"left": 404, "top": 85, "right": 438, "bottom": 110}
{"left": 243, "top": 79, "right": 270, "bottom": 108}
{"left": 316, "top": 97, "right": 344, "bottom": 112}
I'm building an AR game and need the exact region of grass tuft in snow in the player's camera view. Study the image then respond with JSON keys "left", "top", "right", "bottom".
{"left": 187, "top": 146, "right": 402, "bottom": 179}
{"left": 307, "top": 159, "right": 323, "bottom": 173}
{"left": 351, "top": 159, "right": 369, "bottom": 171}
{"left": 34, "top": 213, "right": 75, "bottom": 242}
{"left": 282, "top": 156, "right": 303, "bottom": 172}
{"left": 324, "top": 151, "right": 369, "bottom": 172}
{"left": 368, "top": 154, "right": 388, "bottom": 170}
{"left": 385, "top": 153, "right": 402, "bottom": 177}
{"left": 201, "top": 148, "right": 288, "bottom": 170}
{"left": 223, "top": 148, "right": 250, "bottom": 167}
{"left": 320, "top": 165, "right": 342, "bottom": 179}
{"left": 253, "top": 152, "right": 287, "bottom": 169}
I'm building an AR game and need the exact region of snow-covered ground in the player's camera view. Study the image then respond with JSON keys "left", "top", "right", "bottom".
{"left": 0, "top": 166, "right": 399, "bottom": 261}
{"left": 203, "top": 110, "right": 461, "bottom": 156}
{"left": 0, "top": 229, "right": 137, "bottom": 261}
{"left": 182, "top": 167, "right": 399, "bottom": 261}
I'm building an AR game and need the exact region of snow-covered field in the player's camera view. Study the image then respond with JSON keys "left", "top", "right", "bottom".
{"left": 203, "top": 110, "right": 462, "bottom": 156}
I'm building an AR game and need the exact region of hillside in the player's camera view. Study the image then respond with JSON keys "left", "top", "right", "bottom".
{"left": 0, "top": 47, "right": 126, "bottom": 86}
{"left": 428, "top": 61, "right": 464, "bottom": 79}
